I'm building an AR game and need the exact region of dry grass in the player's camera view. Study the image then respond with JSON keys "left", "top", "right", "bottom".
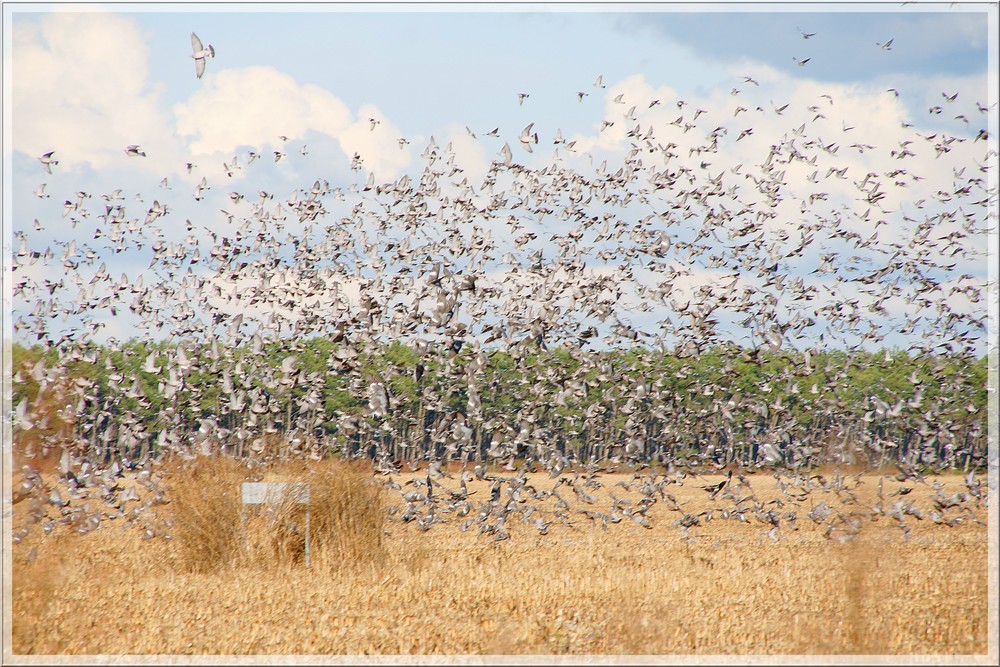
{"left": 158, "top": 455, "right": 248, "bottom": 573}
{"left": 8, "top": 464, "right": 991, "bottom": 656}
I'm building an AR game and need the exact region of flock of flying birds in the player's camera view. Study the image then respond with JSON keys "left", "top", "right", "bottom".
{"left": 378, "top": 458, "right": 987, "bottom": 543}
{"left": 10, "top": 25, "right": 995, "bottom": 543}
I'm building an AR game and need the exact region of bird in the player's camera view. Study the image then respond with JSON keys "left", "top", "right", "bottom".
{"left": 877, "top": 38, "right": 894, "bottom": 50}
{"left": 38, "top": 151, "right": 58, "bottom": 174}
{"left": 498, "top": 142, "right": 513, "bottom": 165}
{"left": 191, "top": 32, "right": 215, "bottom": 79}
{"left": 519, "top": 122, "right": 538, "bottom": 152}
{"left": 124, "top": 145, "right": 146, "bottom": 157}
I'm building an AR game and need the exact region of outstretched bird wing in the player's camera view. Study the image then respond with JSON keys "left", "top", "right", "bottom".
{"left": 192, "top": 32, "right": 208, "bottom": 78}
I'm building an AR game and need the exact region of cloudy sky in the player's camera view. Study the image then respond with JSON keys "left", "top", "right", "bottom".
{"left": 8, "top": 4, "right": 994, "bottom": 171}
{"left": 4, "top": 1, "right": 998, "bottom": 353}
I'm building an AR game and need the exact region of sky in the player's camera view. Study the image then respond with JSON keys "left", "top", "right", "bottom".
{"left": 3, "top": 1, "right": 999, "bottom": 356}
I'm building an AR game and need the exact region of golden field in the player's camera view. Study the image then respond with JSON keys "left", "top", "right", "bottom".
{"left": 6, "top": 457, "right": 994, "bottom": 657}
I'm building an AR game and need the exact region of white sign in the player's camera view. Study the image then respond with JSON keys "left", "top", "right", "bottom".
{"left": 241, "top": 481, "right": 310, "bottom": 505}
{"left": 240, "top": 481, "right": 311, "bottom": 567}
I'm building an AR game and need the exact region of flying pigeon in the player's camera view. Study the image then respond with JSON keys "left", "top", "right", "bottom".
{"left": 191, "top": 32, "right": 215, "bottom": 79}
{"left": 38, "top": 151, "right": 58, "bottom": 174}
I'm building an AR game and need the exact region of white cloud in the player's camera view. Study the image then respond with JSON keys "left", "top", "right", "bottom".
{"left": 568, "top": 74, "right": 681, "bottom": 155}
{"left": 11, "top": 12, "right": 178, "bottom": 173}
{"left": 173, "top": 69, "right": 410, "bottom": 180}
{"left": 336, "top": 103, "right": 411, "bottom": 181}
{"left": 174, "top": 67, "right": 350, "bottom": 154}
{"left": 12, "top": 12, "right": 416, "bottom": 184}
{"left": 560, "top": 66, "right": 995, "bottom": 244}
{"left": 438, "top": 123, "right": 492, "bottom": 185}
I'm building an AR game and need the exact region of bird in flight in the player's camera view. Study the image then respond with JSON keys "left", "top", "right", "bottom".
{"left": 191, "top": 32, "right": 215, "bottom": 79}
{"left": 793, "top": 56, "right": 811, "bottom": 66}
{"left": 877, "top": 38, "right": 894, "bottom": 50}
{"left": 124, "top": 145, "right": 146, "bottom": 157}
{"left": 38, "top": 151, "right": 58, "bottom": 174}
{"left": 519, "top": 122, "right": 538, "bottom": 152}
{"left": 797, "top": 27, "right": 816, "bottom": 39}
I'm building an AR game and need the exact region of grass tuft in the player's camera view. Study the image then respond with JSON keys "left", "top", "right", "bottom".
{"left": 159, "top": 455, "right": 248, "bottom": 573}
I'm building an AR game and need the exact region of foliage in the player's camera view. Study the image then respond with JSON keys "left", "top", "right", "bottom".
{"left": 10, "top": 338, "right": 990, "bottom": 471}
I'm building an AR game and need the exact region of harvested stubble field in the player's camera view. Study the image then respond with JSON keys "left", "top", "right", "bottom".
{"left": 8, "top": 457, "right": 992, "bottom": 656}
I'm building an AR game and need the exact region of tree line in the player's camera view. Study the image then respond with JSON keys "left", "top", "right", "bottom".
{"left": 10, "top": 337, "right": 989, "bottom": 472}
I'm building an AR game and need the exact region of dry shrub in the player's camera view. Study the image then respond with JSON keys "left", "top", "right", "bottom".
{"left": 158, "top": 455, "right": 249, "bottom": 573}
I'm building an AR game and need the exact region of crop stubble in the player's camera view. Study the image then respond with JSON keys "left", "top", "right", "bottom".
{"left": 9, "top": 461, "right": 989, "bottom": 655}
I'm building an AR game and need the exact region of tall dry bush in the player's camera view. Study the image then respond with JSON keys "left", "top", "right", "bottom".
{"left": 158, "top": 455, "right": 249, "bottom": 573}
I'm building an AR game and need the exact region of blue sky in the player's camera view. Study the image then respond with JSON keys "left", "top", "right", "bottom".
{"left": 101, "top": 7, "right": 993, "bottom": 134}
{"left": 632, "top": 10, "right": 989, "bottom": 79}
{"left": 4, "top": 2, "right": 998, "bottom": 354}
